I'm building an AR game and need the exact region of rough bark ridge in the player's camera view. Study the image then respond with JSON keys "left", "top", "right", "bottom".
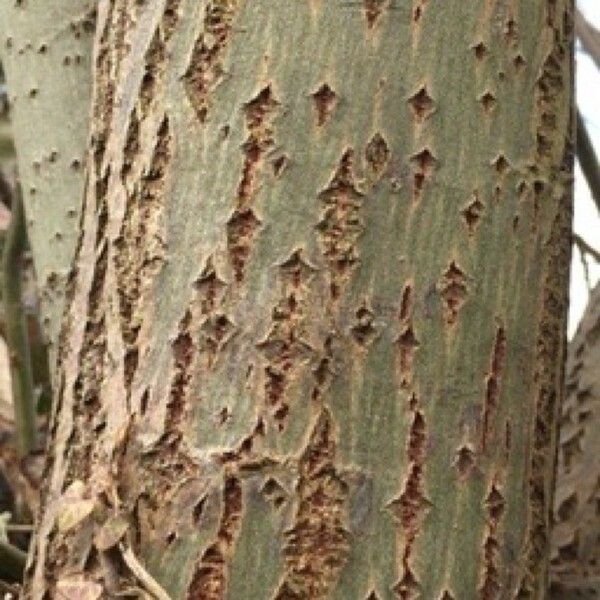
{"left": 550, "top": 283, "right": 600, "bottom": 598}
{"left": 26, "top": 1, "right": 573, "bottom": 598}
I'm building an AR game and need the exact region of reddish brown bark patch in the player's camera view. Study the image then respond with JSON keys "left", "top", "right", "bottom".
{"left": 186, "top": 476, "right": 243, "bottom": 600}
{"left": 226, "top": 208, "right": 261, "bottom": 283}
{"left": 472, "top": 41, "right": 488, "bottom": 60}
{"left": 183, "top": 1, "right": 240, "bottom": 123}
{"left": 396, "top": 326, "right": 420, "bottom": 388}
{"left": 388, "top": 397, "right": 430, "bottom": 599}
{"left": 274, "top": 410, "right": 350, "bottom": 599}
{"left": 316, "top": 149, "right": 364, "bottom": 302}
{"left": 479, "top": 91, "right": 497, "bottom": 114}
{"left": 226, "top": 85, "right": 279, "bottom": 281}
{"left": 478, "top": 483, "right": 505, "bottom": 599}
{"left": 257, "top": 249, "right": 315, "bottom": 430}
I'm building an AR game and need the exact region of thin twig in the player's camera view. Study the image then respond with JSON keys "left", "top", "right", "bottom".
{"left": 577, "top": 111, "right": 600, "bottom": 214}
{"left": 119, "top": 543, "right": 171, "bottom": 600}
{"left": 573, "top": 232, "right": 600, "bottom": 264}
{"left": 576, "top": 7, "right": 600, "bottom": 69}
{"left": 5, "top": 524, "right": 33, "bottom": 533}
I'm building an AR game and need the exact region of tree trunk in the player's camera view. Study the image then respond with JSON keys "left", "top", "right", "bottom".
{"left": 14, "top": 1, "right": 574, "bottom": 598}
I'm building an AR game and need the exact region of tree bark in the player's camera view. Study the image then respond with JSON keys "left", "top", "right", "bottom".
{"left": 17, "top": 1, "right": 574, "bottom": 598}
{"left": 0, "top": 0, "right": 94, "bottom": 372}
{"left": 550, "top": 283, "right": 600, "bottom": 598}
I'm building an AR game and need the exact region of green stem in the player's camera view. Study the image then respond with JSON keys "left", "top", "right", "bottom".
{"left": 2, "top": 184, "right": 37, "bottom": 456}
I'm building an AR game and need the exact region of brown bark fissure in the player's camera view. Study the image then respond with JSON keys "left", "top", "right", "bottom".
{"left": 186, "top": 475, "right": 243, "bottom": 600}
{"left": 479, "top": 481, "right": 506, "bottom": 599}
{"left": 481, "top": 324, "right": 507, "bottom": 452}
{"left": 389, "top": 393, "right": 430, "bottom": 600}
{"left": 183, "top": 0, "right": 240, "bottom": 124}
{"left": 140, "top": 0, "right": 182, "bottom": 114}
{"left": 389, "top": 285, "right": 429, "bottom": 599}
{"left": 316, "top": 149, "right": 364, "bottom": 304}
{"left": 227, "top": 85, "right": 279, "bottom": 282}
{"left": 258, "top": 250, "right": 316, "bottom": 431}
{"left": 364, "top": 0, "right": 386, "bottom": 29}
{"left": 461, "top": 192, "right": 485, "bottom": 235}
{"left": 274, "top": 410, "right": 350, "bottom": 600}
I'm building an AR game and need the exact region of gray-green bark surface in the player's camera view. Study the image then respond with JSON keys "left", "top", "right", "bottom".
{"left": 0, "top": 0, "right": 94, "bottom": 371}
{"left": 11, "top": 1, "right": 574, "bottom": 599}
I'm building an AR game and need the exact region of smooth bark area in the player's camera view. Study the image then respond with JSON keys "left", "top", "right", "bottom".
{"left": 0, "top": 0, "right": 94, "bottom": 371}
{"left": 4, "top": 1, "right": 573, "bottom": 599}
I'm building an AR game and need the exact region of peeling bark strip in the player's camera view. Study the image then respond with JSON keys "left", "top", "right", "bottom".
{"left": 274, "top": 410, "right": 350, "bottom": 599}
{"left": 518, "top": 191, "right": 572, "bottom": 596}
{"left": 517, "top": 4, "right": 573, "bottom": 595}
{"left": 115, "top": 116, "right": 172, "bottom": 395}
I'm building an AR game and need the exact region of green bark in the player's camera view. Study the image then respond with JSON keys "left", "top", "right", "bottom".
{"left": 0, "top": 0, "right": 94, "bottom": 372}
{"left": 14, "top": 1, "right": 573, "bottom": 599}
